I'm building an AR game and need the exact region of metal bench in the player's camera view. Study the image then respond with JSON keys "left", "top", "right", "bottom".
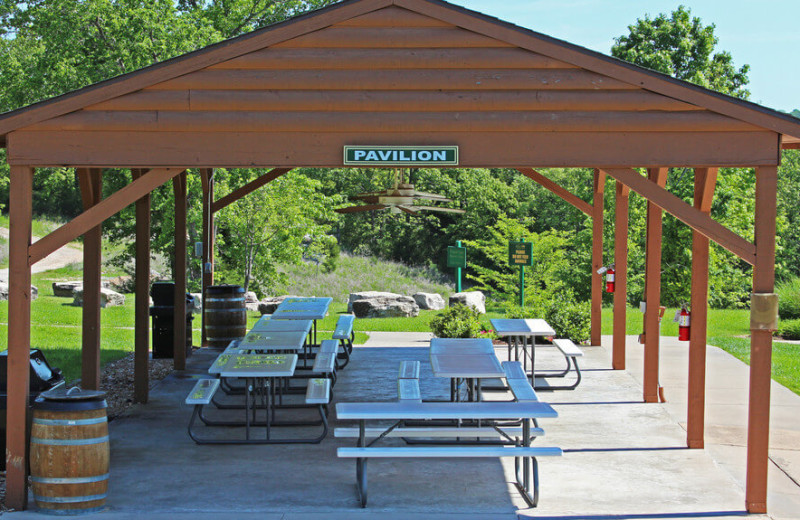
{"left": 332, "top": 314, "right": 355, "bottom": 368}
{"left": 319, "top": 339, "right": 344, "bottom": 370}
{"left": 538, "top": 339, "right": 583, "bottom": 390}
{"left": 335, "top": 401, "right": 560, "bottom": 508}
{"left": 398, "top": 360, "right": 420, "bottom": 379}
{"left": 397, "top": 378, "right": 421, "bottom": 402}
{"left": 185, "top": 379, "right": 220, "bottom": 442}
{"left": 503, "top": 361, "right": 539, "bottom": 402}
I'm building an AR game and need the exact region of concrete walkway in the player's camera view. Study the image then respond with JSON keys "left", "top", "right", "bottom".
{"left": 9, "top": 333, "right": 800, "bottom": 519}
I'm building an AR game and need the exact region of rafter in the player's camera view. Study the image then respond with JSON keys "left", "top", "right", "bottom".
{"left": 517, "top": 168, "right": 592, "bottom": 215}
{"left": 212, "top": 168, "right": 292, "bottom": 213}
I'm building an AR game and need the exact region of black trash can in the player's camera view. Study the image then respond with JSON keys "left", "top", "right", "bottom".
{"left": 150, "top": 282, "right": 194, "bottom": 359}
{"left": 0, "top": 349, "right": 65, "bottom": 470}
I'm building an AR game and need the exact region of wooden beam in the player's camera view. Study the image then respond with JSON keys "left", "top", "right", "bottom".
{"left": 30, "top": 110, "right": 759, "bottom": 134}
{"left": 6, "top": 166, "right": 33, "bottom": 510}
{"left": 88, "top": 89, "right": 702, "bottom": 113}
{"left": 591, "top": 169, "right": 605, "bottom": 346}
{"left": 9, "top": 130, "right": 779, "bottom": 169}
{"left": 643, "top": 168, "right": 668, "bottom": 403}
{"left": 132, "top": 169, "right": 150, "bottom": 403}
{"left": 271, "top": 26, "right": 515, "bottom": 49}
{"left": 212, "top": 168, "right": 292, "bottom": 213}
{"left": 78, "top": 168, "right": 103, "bottom": 390}
{"left": 200, "top": 169, "right": 212, "bottom": 347}
{"left": 613, "top": 181, "right": 630, "bottom": 370}
{"left": 687, "top": 167, "right": 717, "bottom": 449}
{"left": 29, "top": 168, "right": 186, "bottom": 264}
{"left": 746, "top": 165, "right": 778, "bottom": 514}
{"left": 516, "top": 168, "right": 592, "bottom": 215}
{"left": 601, "top": 168, "right": 757, "bottom": 265}
{"left": 173, "top": 172, "right": 188, "bottom": 370}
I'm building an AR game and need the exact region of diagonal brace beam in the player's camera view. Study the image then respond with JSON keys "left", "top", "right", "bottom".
{"left": 517, "top": 168, "right": 592, "bottom": 215}
{"left": 212, "top": 168, "right": 292, "bottom": 213}
{"left": 601, "top": 168, "right": 756, "bottom": 265}
{"left": 29, "top": 168, "right": 186, "bottom": 265}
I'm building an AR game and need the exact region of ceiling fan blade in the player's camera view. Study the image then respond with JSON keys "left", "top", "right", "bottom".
{"left": 413, "top": 206, "right": 466, "bottom": 214}
{"left": 335, "top": 204, "right": 387, "bottom": 213}
{"left": 350, "top": 195, "right": 380, "bottom": 204}
{"left": 351, "top": 191, "right": 386, "bottom": 200}
{"left": 412, "top": 191, "right": 452, "bottom": 202}
{"left": 397, "top": 205, "right": 419, "bottom": 215}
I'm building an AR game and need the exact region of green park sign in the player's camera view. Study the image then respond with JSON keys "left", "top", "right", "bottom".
{"left": 508, "top": 241, "right": 533, "bottom": 266}
{"left": 446, "top": 246, "right": 467, "bottom": 269}
{"left": 343, "top": 146, "right": 459, "bottom": 166}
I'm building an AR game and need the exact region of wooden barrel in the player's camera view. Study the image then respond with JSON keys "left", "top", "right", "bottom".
{"left": 204, "top": 284, "right": 247, "bottom": 350}
{"left": 30, "top": 397, "right": 109, "bottom": 515}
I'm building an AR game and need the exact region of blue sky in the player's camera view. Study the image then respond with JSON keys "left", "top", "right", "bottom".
{"left": 450, "top": 0, "right": 800, "bottom": 113}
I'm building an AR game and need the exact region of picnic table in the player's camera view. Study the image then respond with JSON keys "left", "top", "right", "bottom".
{"left": 490, "top": 319, "right": 555, "bottom": 386}
{"left": 271, "top": 297, "right": 333, "bottom": 345}
{"left": 429, "top": 337, "right": 504, "bottom": 402}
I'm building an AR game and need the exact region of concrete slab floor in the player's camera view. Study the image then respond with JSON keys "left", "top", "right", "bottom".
{"left": 8, "top": 333, "right": 799, "bottom": 520}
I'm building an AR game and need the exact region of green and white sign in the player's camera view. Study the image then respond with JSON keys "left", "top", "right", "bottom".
{"left": 446, "top": 246, "right": 467, "bottom": 269}
{"left": 344, "top": 146, "right": 459, "bottom": 166}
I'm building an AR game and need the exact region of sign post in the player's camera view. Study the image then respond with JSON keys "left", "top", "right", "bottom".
{"left": 508, "top": 239, "right": 533, "bottom": 307}
{"left": 447, "top": 242, "right": 467, "bottom": 293}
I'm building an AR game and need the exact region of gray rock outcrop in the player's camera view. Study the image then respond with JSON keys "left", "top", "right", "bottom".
{"left": 245, "top": 291, "right": 260, "bottom": 312}
{"left": 351, "top": 295, "right": 419, "bottom": 318}
{"left": 73, "top": 287, "right": 126, "bottom": 307}
{"left": 53, "top": 281, "right": 82, "bottom": 297}
{"left": 348, "top": 291, "right": 405, "bottom": 313}
{"left": 0, "top": 283, "right": 38, "bottom": 301}
{"left": 413, "top": 292, "right": 446, "bottom": 310}
{"left": 449, "top": 291, "right": 486, "bottom": 314}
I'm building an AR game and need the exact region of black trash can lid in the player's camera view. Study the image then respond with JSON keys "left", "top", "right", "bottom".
{"left": 40, "top": 386, "right": 106, "bottom": 401}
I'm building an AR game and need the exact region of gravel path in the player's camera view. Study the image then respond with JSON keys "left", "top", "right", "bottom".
{"left": 0, "top": 227, "right": 84, "bottom": 281}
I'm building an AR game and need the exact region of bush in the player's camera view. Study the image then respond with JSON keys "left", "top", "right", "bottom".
{"left": 777, "top": 278, "right": 800, "bottom": 320}
{"left": 778, "top": 319, "right": 800, "bottom": 340}
{"left": 430, "top": 304, "right": 482, "bottom": 338}
{"left": 503, "top": 294, "right": 591, "bottom": 343}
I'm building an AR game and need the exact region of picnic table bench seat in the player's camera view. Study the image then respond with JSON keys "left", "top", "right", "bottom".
{"left": 332, "top": 314, "right": 355, "bottom": 367}
{"left": 335, "top": 401, "right": 560, "bottom": 508}
{"left": 398, "top": 360, "right": 420, "bottom": 379}
{"left": 538, "top": 339, "right": 583, "bottom": 390}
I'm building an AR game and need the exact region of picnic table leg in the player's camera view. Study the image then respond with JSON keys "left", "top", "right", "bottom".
{"left": 265, "top": 379, "right": 271, "bottom": 440}
{"left": 245, "top": 378, "right": 251, "bottom": 440}
{"left": 357, "top": 419, "right": 368, "bottom": 507}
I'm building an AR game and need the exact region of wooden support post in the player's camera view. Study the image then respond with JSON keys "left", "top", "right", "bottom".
{"left": 643, "top": 168, "right": 668, "bottom": 403}
{"left": 173, "top": 171, "right": 188, "bottom": 370}
{"left": 200, "top": 169, "right": 213, "bottom": 347}
{"left": 746, "top": 165, "right": 778, "bottom": 514}
{"left": 612, "top": 181, "right": 629, "bottom": 370}
{"left": 133, "top": 169, "right": 151, "bottom": 403}
{"left": 591, "top": 169, "right": 605, "bottom": 346}
{"left": 6, "top": 166, "right": 33, "bottom": 510}
{"left": 687, "top": 168, "right": 717, "bottom": 449}
{"left": 78, "top": 168, "right": 103, "bottom": 390}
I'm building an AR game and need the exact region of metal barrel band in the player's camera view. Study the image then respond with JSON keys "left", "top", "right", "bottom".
{"left": 31, "top": 473, "right": 109, "bottom": 485}
{"left": 33, "top": 417, "right": 107, "bottom": 426}
{"left": 204, "top": 308, "right": 246, "bottom": 313}
{"left": 206, "top": 297, "right": 245, "bottom": 302}
{"left": 34, "top": 493, "right": 107, "bottom": 504}
{"left": 31, "top": 435, "right": 109, "bottom": 446}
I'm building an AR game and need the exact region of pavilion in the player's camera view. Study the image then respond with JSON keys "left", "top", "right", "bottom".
{"left": 1, "top": 0, "right": 799, "bottom": 512}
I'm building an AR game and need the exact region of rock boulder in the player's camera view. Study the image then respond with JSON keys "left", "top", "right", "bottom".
{"left": 351, "top": 295, "right": 419, "bottom": 318}
{"left": 348, "top": 291, "right": 405, "bottom": 313}
{"left": 449, "top": 291, "right": 486, "bottom": 314}
{"left": 245, "top": 291, "right": 260, "bottom": 312}
{"left": 0, "top": 283, "right": 38, "bottom": 301}
{"left": 413, "top": 292, "right": 446, "bottom": 310}
{"left": 53, "top": 281, "right": 82, "bottom": 297}
{"left": 258, "top": 295, "right": 303, "bottom": 315}
{"left": 73, "top": 287, "right": 126, "bottom": 308}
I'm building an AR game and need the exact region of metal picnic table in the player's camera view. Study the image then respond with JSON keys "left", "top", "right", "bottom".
{"left": 490, "top": 319, "right": 556, "bottom": 388}
{"left": 271, "top": 297, "right": 333, "bottom": 346}
{"left": 429, "top": 337, "right": 504, "bottom": 402}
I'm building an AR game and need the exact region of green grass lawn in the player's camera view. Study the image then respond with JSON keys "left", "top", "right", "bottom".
{"left": 1, "top": 266, "right": 797, "bottom": 396}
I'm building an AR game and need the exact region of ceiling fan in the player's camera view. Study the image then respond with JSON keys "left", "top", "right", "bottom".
{"left": 336, "top": 169, "right": 465, "bottom": 216}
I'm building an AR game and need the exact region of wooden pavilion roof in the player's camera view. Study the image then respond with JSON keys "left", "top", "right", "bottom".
{"left": 1, "top": 0, "right": 798, "bottom": 164}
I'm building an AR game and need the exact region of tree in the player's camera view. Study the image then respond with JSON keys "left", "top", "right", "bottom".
{"left": 215, "top": 171, "right": 343, "bottom": 295}
{"left": 612, "top": 5, "right": 750, "bottom": 99}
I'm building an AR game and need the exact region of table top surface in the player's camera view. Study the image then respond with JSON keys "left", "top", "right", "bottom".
{"left": 270, "top": 308, "right": 328, "bottom": 321}
{"left": 239, "top": 330, "right": 307, "bottom": 351}
{"left": 490, "top": 318, "right": 556, "bottom": 336}
{"left": 430, "top": 353, "right": 505, "bottom": 379}
{"left": 430, "top": 337, "right": 495, "bottom": 355}
{"left": 250, "top": 316, "right": 313, "bottom": 334}
{"left": 218, "top": 353, "right": 298, "bottom": 378}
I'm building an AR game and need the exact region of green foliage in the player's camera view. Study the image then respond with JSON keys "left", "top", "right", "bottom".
{"left": 777, "top": 277, "right": 800, "bottom": 320}
{"left": 777, "top": 319, "right": 800, "bottom": 341}
{"left": 612, "top": 5, "right": 750, "bottom": 99}
{"left": 504, "top": 294, "right": 591, "bottom": 344}
{"left": 430, "top": 304, "right": 482, "bottom": 338}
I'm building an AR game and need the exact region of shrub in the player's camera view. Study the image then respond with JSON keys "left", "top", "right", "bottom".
{"left": 503, "top": 294, "right": 591, "bottom": 343}
{"left": 778, "top": 319, "right": 800, "bottom": 340}
{"left": 777, "top": 278, "right": 800, "bottom": 320}
{"left": 430, "top": 304, "right": 482, "bottom": 338}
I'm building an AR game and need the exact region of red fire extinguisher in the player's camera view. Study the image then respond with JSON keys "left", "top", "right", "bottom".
{"left": 605, "top": 266, "right": 615, "bottom": 293}
{"left": 678, "top": 306, "right": 691, "bottom": 341}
